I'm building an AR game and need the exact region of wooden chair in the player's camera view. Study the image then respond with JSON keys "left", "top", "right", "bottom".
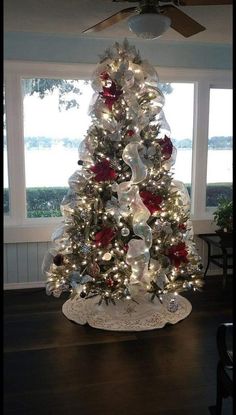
{"left": 209, "top": 322, "right": 233, "bottom": 414}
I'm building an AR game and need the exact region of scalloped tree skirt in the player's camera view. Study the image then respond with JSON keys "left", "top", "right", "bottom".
{"left": 62, "top": 291, "right": 192, "bottom": 331}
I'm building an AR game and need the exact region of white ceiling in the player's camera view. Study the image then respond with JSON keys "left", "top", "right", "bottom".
{"left": 4, "top": 0, "right": 232, "bottom": 44}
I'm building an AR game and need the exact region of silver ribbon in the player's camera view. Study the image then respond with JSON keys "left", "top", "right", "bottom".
{"left": 115, "top": 141, "right": 152, "bottom": 284}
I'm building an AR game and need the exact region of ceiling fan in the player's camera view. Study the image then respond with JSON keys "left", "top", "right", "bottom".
{"left": 82, "top": 0, "right": 232, "bottom": 39}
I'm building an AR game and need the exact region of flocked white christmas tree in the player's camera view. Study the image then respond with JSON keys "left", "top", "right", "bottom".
{"left": 42, "top": 40, "right": 204, "bottom": 331}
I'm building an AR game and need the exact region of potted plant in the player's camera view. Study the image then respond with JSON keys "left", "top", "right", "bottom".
{"left": 213, "top": 196, "right": 233, "bottom": 234}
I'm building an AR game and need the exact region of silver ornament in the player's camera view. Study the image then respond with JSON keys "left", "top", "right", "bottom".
{"left": 153, "top": 220, "right": 162, "bottom": 232}
{"left": 102, "top": 252, "right": 112, "bottom": 261}
{"left": 80, "top": 210, "right": 90, "bottom": 221}
{"left": 121, "top": 227, "right": 130, "bottom": 237}
{"left": 80, "top": 244, "right": 92, "bottom": 254}
{"left": 167, "top": 298, "right": 179, "bottom": 313}
{"left": 73, "top": 232, "right": 83, "bottom": 242}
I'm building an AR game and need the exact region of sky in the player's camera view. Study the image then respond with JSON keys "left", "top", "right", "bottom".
{"left": 22, "top": 82, "right": 233, "bottom": 141}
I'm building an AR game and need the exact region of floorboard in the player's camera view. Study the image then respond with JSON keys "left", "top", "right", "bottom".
{"left": 4, "top": 276, "right": 233, "bottom": 415}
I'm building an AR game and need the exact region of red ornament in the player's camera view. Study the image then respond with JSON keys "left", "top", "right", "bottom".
{"left": 105, "top": 277, "right": 114, "bottom": 287}
{"left": 87, "top": 262, "right": 100, "bottom": 278}
{"left": 159, "top": 135, "right": 173, "bottom": 160}
{"left": 123, "top": 243, "right": 129, "bottom": 252}
{"left": 178, "top": 223, "right": 187, "bottom": 232}
{"left": 140, "top": 190, "right": 163, "bottom": 214}
{"left": 166, "top": 242, "right": 188, "bottom": 268}
{"left": 53, "top": 254, "right": 64, "bottom": 266}
{"left": 126, "top": 129, "right": 135, "bottom": 137}
{"left": 105, "top": 278, "right": 118, "bottom": 287}
{"left": 90, "top": 159, "right": 117, "bottom": 182}
{"left": 94, "top": 227, "right": 117, "bottom": 248}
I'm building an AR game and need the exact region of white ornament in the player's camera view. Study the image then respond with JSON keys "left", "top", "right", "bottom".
{"left": 121, "top": 227, "right": 130, "bottom": 237}
{"left": 102, "top": 252, "right": 112, "bottom": 261}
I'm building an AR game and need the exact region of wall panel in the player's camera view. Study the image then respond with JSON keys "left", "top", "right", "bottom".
{"left": 4, "top": 239, "right": 224, "bottom": 289}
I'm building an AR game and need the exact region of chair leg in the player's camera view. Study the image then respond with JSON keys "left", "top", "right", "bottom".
{"left": 204, "top": 241, "right": 211, "bottom": 277}
{"left": 216, "top": 363, "right": 223, "bottom": 415}
{"left": 222, "top": 254, "right": 227, "bottom": 290}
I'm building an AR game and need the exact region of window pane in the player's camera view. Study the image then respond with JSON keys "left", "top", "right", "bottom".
{"left": 162, "top": 83, "right": 194, "bottom": 197}
{"left": 206, "top": 88, "right": 232, "bottom": 207}
{"left": 3, "top": 88, "right": 10, "bottom": 215}
{"left": 22, "top": 79, "right": 93, "bottom": 218}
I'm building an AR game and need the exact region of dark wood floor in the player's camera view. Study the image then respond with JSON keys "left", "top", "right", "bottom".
{"left": 4, "top": 275, "right": 233, "bottom": 415}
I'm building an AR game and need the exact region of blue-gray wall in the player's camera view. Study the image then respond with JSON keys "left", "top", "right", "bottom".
{"left": 4, "top": 32, "right": 232, "bottom": 70}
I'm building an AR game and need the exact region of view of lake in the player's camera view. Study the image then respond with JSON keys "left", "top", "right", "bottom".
{"left": 4, "top": 148, "right": 232, "bottom": 188}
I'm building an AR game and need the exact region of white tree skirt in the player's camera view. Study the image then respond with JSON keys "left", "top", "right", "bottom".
{"left": 62, "top": 291, "right": 192, "bottom": 331}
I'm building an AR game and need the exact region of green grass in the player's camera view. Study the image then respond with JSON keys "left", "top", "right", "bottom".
{"left": 3, "top": 183, "right": 232, "bottom": 217}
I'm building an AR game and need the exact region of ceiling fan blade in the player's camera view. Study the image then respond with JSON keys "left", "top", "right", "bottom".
{"left": 163, "top": 5, "right": 205, "bottom": 37}
{"left": 112, "top": 0, "right": 232, "bottom": 3}
{"left": 82, "top": 7, "right": 136, "bottom": 33}
{"left": 176, "top": 1, "right": 232, "bottom": 5}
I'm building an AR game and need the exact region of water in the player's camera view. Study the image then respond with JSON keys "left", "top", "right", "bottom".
{"left": 4, "top": 148, "right": 232, "bottom": 188}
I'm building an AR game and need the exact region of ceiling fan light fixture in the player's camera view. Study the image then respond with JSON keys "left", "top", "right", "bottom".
{"left": 128, "top": 13, "right": 171, "bottom": 39}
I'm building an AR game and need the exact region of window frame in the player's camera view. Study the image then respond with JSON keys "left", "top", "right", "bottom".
{"left": 3, "top": 61, "right": 232, "bottom": 243}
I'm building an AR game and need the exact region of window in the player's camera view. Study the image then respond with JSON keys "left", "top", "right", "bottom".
{"left": 206, "top": 88, "right": 232, "bottom": 207}
{"left": 3, "top": 62, "right": 232, "bottom": 242}
{"left": 22, "top": 78, "right": 93, "bottom": 217}
{"left": 163, "top": 83, "right": 194, "bottom": 196}
{"left": 3, "top": 88, "right": 10, "bottom": 215}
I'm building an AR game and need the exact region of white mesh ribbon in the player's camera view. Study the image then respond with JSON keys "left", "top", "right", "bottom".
{"left": 122, "top": 142, "right": 147, "bottom": 184}
{"left": 156, "top": 109, "right": 171, "bottom": 138}
{"left": 116, "top": 141, "right": 152, "bottom": 284}
{"left": 172, "top": 179, "right": 191, "bottom": 213}
{"left": 172, "top": 179, "right": 194, "bottom": 239}
{"left": 78, "top": 139, "right": 94, "bottom": 165}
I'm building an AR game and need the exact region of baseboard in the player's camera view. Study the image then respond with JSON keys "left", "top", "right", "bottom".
{"left": 206, "top": 270, "right": 232, "bottom": 276}
{"left": 4, "top": 281, "right": 45, "bottom": 290}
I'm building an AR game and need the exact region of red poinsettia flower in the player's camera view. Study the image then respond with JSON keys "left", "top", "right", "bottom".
{"left": 140, "top": 190, "right": 163, "bottom": 214}
{"left": 100, "top": 71, "right": 110, "bottom": 81}
{"left": 159, "top": 135, "right": 173, "bottom": 160}
{"left": 105, "top": 277, "right": 118, "bottom": 287}
{"left": 99, "top": 79, "right": 122, "bottom": 110}
{"left": 166, "top": 242, "right": 189, "bottom": 268}
{"left": 90, "top": 159, "right": 117, "bottom": 182}
{"left": 94, "top": 227, "right": 117, "bottom": 248}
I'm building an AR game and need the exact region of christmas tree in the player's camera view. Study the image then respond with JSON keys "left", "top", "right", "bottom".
{"left": 43, "top": 40, "right": 204, "bottom": 330}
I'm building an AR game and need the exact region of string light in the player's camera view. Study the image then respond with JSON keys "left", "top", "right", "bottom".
{"left": 44, "top": 41, "right": 203, "bottom": 306}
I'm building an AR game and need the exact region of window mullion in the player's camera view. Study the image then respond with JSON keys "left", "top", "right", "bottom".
{"left": 5, "top": 73, "right": 27, "bottom": 225}
{"left": 191, "top": 80, "right": 210, "bottom": 219}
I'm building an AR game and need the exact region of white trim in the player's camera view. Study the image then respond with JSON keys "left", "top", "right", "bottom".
{"left": 191, "top": 80, "right": 210, "bottom": 218}
{"left": 4, "top": 61, "right": 95, "bottom": 79}
{"left": 4, "top": 220, "right": 61, "bottom": 243}
{"left": 4, "top": 73, "right": 27, "bottom": 225}
{"left": 4, "top": 281, "right": 45, "bottom": 290}
{"left": 4, "top": 60, "right": 233, "bottom": 84}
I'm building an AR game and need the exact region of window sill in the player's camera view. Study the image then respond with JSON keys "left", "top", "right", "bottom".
{"left": 4, "top": 217, "right": 62, "bottom": 243}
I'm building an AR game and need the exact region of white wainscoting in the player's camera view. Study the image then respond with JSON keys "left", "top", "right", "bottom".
{"left": 3, "top": 238, "right": 223, "bottom": 289}
{"left": 4, "top": 241, "right": 52, "bottom": 289}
